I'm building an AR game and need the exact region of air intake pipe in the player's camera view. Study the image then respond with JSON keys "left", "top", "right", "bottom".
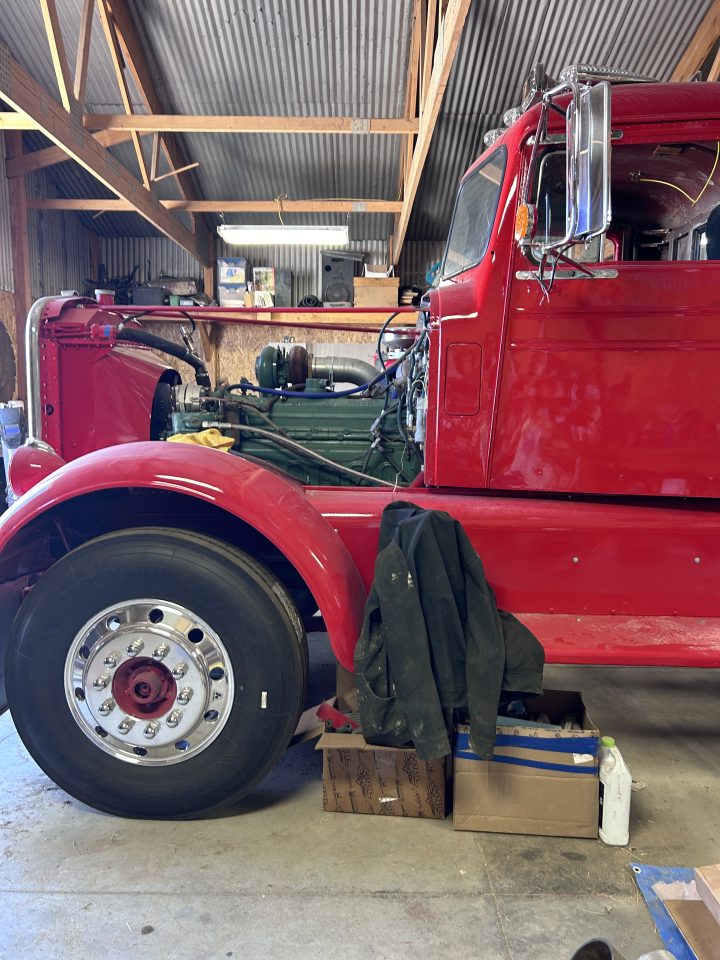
{"left": 286, "top": 346, "right": 383, "bottom": 396}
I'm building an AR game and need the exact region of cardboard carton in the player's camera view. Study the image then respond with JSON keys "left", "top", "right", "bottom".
{"left": 453, "top": 690, "right": 600, "bottom": 838}
{"left": 317, "top": 732, "right": 447, "bottom": 818}
{"left": 353, "top": 276, "right": 400, "bottom": 307}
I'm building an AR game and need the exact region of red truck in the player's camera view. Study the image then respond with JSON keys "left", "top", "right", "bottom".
{"left": 1, "top": 65, "right": 719, "bottom": 819}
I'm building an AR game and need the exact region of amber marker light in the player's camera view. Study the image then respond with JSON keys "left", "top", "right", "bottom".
{"left": 514, "top": 202, "right": 537, "bottom": 244}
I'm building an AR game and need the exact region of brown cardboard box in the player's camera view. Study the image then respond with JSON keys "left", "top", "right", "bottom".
{"left": 453, "top": 690, "right": 600, "bottom": 838}
{"left": 317, "top": 732, "right": 447, "bottom": 818}
{"left": 353, "top": 276, "right": 400, "bottom": 307}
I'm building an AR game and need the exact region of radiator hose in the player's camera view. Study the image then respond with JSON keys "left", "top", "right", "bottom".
{"left": 117, "top": 326, "right": 211, "bottom": 388}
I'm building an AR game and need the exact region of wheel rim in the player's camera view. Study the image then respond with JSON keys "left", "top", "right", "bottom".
{"left": 64, "top": 600, "right": 234, "bottom": 765}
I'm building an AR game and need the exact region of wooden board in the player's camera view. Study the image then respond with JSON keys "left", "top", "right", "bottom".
{"left": 696, "top": 864, "right": 720, "bottom": 926}
{"left": 665, "top": 900, "right": 720, "bottom": 960}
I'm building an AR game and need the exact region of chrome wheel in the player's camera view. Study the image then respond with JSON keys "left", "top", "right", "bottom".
{"left": 65, "top": 599, "right": 234, "bottom": 765}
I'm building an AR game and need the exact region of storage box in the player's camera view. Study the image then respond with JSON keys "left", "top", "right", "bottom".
{"left": 132, "top": 285, "right": 165, "bottom": 305}
{"left": 353, "top": 276, "right": 400, "bottom": 307}
{"left": 218, "top": 257, "right": 252, "bottom": 286}
{"left": 217, "top": 283, "right": 253, "bottom": 307}
{"left": 317, "top": 732, "right": 447, "bottom": 818}
{"left": 453, "top": 690, "right": 600, "bottom": 838}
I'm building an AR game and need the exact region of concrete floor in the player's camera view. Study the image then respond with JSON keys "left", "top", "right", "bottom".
{"left": 0, "top": 633, "right": 718, "bottom": 960}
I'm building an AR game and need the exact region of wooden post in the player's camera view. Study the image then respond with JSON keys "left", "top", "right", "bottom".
{"left": 5, "top": 132, "right": 32, "bottom": 400}
{"left": 88, "top": 229, "right": 102, "bottom": 286}
{"left": 201, "top": 250, "right": 219, "bottom": 382}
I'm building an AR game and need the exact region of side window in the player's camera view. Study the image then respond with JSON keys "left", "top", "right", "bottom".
{"left": 532, "top": 140, "right": 720, "bottom": 263}
{"left": 441, "top": 146, "right": 506, "bottom": 279}
{"left": 609, "top": 140, "right": 720, "bottom": 262}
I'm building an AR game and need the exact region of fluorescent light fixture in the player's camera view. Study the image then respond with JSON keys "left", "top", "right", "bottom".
{"left": 217, "top": 223, "right": 349, "bottom": 245}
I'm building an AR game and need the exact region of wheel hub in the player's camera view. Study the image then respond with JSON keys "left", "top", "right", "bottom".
{"left": 112, "top": 658, "right": 177, "bottom": 718}
{"left": 65, "top": 600, "right": 234, "bottom": 765}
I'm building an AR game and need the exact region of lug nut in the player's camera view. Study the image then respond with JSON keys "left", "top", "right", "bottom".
{"left": 93, "top": 672, "right": 111, "bottom": 690}
{"left": 98, "top": 698, "right": 116, "bottom": 716}
{"left": 172, "top": 662, "right": 188, "bottom": 679}
{"left": 103, "top": 651, "right": 121, "bottom": 668}
{"left": 144, "top": 721, "right": 160, "bottom": 739}
{"left": 126, "top": 639, "right": 144, "bottom": 656}
{"left": 153, "top": 643, "right": 170, "bottom": 660}
{"left": 117, "top": 716, "right": 135, "bottom": 735}
{"left": 177, "top": 687, "right": 193, "bottom": 705}
{"left": 166, "top": 709, "right": 183, "bottom": 728}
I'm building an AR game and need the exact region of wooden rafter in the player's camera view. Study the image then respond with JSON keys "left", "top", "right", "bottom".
{"left": 421, "top": 0, "right": 438, "bottom": 109}
{"left": 0, "top": 114, "right": 39, "bottom": 130}
{"left": 102, "top": 0, "right": 207, "bottom": 247}
{"left": 27, "top": 198, "right": 404, "bottom": 213}
{"left": 671, "top": 0, "right": 720, "bottom": 80}
{"left": 96, "top": 0, "right": 151, "bottom": 189}
{"left": 402, "top": 0, "right": 423, "bottom": 190}
{"left": 39, "top": 0, "right": 74, "bottom": 111}
{"left": 392, "top": 0, "right": 471, "bottom": 263}
{"left": 74, "top": 0, "right": 95, "bottom": 102}
{"left": 5, "top": 131, "right": 138, "bottom": 178}
{"left": 84, "top": 114, "right": 420, "bottom": 134}
{"left": 0, "top": 45, "right": 209, "bottom": 265}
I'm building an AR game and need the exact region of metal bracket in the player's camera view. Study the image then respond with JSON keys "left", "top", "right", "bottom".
{"left": 516, "top": 268, "right": 618, "bottom": 281}
{"left": 351, "top": 118, "right": 371, "bottom": 133}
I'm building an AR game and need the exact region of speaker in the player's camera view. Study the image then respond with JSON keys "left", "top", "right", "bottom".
{"left": 320, "top": 251, "right": 364, "bottom": 304}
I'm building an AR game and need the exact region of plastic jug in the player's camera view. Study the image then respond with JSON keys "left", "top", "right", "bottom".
{"left": 598, "top": 736, "right": 632, "bottom": 845}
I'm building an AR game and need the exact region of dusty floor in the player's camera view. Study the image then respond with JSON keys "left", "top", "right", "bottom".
{"left": 0, "top": 633, "right": 718, "bottom": 960}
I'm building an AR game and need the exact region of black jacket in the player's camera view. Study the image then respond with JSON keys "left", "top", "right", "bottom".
{"left": 354, "top": 501, "right": 544, "bottom": 760}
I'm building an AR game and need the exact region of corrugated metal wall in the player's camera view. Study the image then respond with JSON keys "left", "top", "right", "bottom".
{"left": 398, "top": 241, "right": 446, "bottom": 289}
{"left": 25, "top": 171, "right": 93, "bottom": 298}
{"left": 0, "top": 133, "right": 14, "bottom": 292}
{"left": 102, "top": 236, "right": 389, "bottom": 304}
{"left": 0, "top": 133, "right": 93, "bottom": 297}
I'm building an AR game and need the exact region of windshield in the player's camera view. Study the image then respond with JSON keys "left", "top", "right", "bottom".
{"left": 441, "top": 146, "right": 507, "bottom": 279}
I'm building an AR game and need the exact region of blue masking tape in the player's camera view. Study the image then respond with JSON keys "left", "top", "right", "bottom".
{"left": 454, "top": 750, "right": 597, "bottom": 774}
{"left": 455, "top": 730, "right": 598, "bottom": 756}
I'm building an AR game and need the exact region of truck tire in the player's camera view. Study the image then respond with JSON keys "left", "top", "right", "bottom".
{"left": 5, "top": 527, "right": 308, "bottom": 819}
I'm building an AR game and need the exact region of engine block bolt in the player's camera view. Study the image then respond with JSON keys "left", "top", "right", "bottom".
{"left": 172, "top": 662, "right": 188, "bottom": 679}
{"left": 177, "top": 687, "right": 193, "bottom": 705}
{"left": 98, "top": 698, "right": 116, "bottom": 716}
{"left": 126, "top": 638, "right": 144, "bottom": 656}
{"left": 93, "top": 672, "right": 111, "bottom": 690}
{"left": 117, "top": 716, "right": 135, "bottom": 735}
{"left": 153, "top": 643, "right": 170, "bottom": 660}
{"left": 166, "top": 710, "right": 182, "bottom": 728}
{"left": 103, "top": 651, "right": 121, "bottom": 668}
{"left": 144, "top": 721, "right": 160, "bottom": 739}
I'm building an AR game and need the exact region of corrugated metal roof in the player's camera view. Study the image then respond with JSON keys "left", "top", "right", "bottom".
{"left": 0, "top": 0, "right": 716, "bottom": 247}
{"left": 409, "top": 0, "right": 715, "bottom": 239}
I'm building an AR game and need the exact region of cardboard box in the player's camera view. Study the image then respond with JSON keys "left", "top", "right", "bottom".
{"left": 353, "top": 276, "right": 400, "bottom": 307}
{"left": 217, "top": 283, "right": 254, "bottom": 307}
{"left": 317, "top": 732, "right": 447, "bottom": 818}
{"left": 453, "top": 690, "right": 600, "bottom": 838}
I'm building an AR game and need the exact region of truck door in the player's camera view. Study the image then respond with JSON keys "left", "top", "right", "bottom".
{"left": 425, "top": 145, "right": 513, "bottom": 488}
{"left": 489, "top": 132, "right": 720, "bottom": 499}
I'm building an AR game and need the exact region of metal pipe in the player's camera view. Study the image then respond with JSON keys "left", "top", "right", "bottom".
{"left": 24, "top": 297, "right": 57, "bottom": 443}
{"left": 311, "top": 356, "right": 383, "bottom": 396}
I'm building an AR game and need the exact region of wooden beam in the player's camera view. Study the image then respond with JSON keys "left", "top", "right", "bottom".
{"left": 421, "top": 0, "right": 438, "bottom": 109}
{"left": 5, "top": 130, "right": 137, "bottom": 177}
{"left": 403, "top": 0, "right": 423, "bottom": 189}
{"left": 671, "top": 0, "right": 720, "bottom": 80}
{"left": 152, "top": 160, "right": 199, "bottom": 184}
{"left": 39, "top": 0, "right": 74, "bottom": 111}
{"left": 102, "top": 0, "right": 205, "bottom": 244}
{"left": 27, "top": 198, "right": 404, "bottom": 213}
{"left": 96, "top": 0, "right": 151, "bottom": 189}
{"left": 84, "top": 114, "right": 420, "bottom": 134}
{"left": 5, "top": 133, "right": 31, "bottom": 400}
{"left": 392, "top": 0, "right": 471, "bottom": 263}
{"left": 0, "top": 45, "right": 209, "bottom": 265}
{"left": 74, "top": 0, "right": 95, "bottom": 102}
{"left": 0, "top": 114, "right": 39, "bottom": 130}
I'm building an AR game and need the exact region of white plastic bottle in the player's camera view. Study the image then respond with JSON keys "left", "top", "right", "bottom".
{"left": 598, "top": 736, "right": 632, "bottom": 845}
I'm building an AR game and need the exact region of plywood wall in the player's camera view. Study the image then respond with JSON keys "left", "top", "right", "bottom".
{"left": 147, "top": 321, "right": 377, "bottom": 385}
{"left": 0, "top": 289, "right": 17, "bottom": 399}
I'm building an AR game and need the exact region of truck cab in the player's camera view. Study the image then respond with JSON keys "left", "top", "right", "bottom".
{"left": 427, "top": 71, "right": 720, "bottom": 498}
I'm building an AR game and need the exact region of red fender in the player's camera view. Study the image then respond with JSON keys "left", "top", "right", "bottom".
{"left": 0, "top": 442, "right": 366, "bottom": 669}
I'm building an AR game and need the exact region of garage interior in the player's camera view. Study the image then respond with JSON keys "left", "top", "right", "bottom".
{"left": 1, "top": 1, "right": 720, "bottom": 958}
